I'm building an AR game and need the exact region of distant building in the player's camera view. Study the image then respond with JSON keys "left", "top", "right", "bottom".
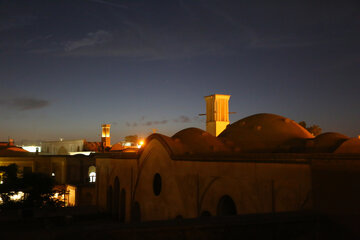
{"left": 41, "top": 124, "right": 111, "bottom": 155}
{"left": 41, "top": 139, "right": 86, "bottom": 155}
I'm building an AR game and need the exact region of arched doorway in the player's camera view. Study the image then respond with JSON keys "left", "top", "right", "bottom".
{"left": 113, "top": 177, "right": 120, "bottom": 219}
{"left": 120, "top": 189, "right": 126, "bottom": 222}
{"left": 217, "top": 195, "right": 237, "bottom": 216}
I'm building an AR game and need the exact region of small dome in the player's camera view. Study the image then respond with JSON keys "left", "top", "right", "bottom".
{"left": 334, "top": 138, "right": 360, "bottom": 153}
{"left": 111, "top": 142, "right": 124, "bottom": 151}
{"left": 306, "top": 132, "right": 349, "bottom": 153}
{"left": 219, "top": 113, "right": 313, "bottom": 153}
{"left": 0, "top": 147, "right": 29, "bottom": 156}
{"left": 172, "top": 128, "right": 230, "bottom": 154}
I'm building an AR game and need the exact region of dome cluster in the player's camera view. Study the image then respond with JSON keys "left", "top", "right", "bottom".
{"left": 146, "top": 113, "right": 360, "bottom": 156}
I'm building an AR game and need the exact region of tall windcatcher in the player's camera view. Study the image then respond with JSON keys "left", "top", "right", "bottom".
{"left": 101, "top": 124, "right": 111, "bottom": 148}
{"left": 204, "top": 94, "right": 231, "bottom": 136}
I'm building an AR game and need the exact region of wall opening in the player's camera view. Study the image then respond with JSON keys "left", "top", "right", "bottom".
{"left": 113, "top": 177, "right": 120, "bottom": 219}
{"left": 217, "top": 195, "right": 237, "bottom": 216}
{"left": 153, "top": 173, "right": 162, "bottom": 196}
{"left": 88, "top": 166, "right": 96, "bottom": 183}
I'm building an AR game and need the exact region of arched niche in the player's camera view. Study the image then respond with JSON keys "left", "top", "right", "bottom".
{"left": 113, "top": 177, "right": 120, "bottom": 219}
{"left": 217, "top": 195, "right": 237, "bottom": 216}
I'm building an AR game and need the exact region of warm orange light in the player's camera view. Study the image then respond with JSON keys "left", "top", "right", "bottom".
{"left": 138, "top": 140, "right": 145, "bottom": 148}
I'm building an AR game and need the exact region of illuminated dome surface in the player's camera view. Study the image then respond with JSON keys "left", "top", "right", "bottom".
{"left": 307, "top": 132, "right": 349, "bottom": 153}
{"left": 219, "top": 113, "right": 313, "bottom": 153}
{"left": 0, "top": 146, "right": 29, "bottom": 156}
{"left": 111, "top": 142, "right": 124, "bottom": 151}
{"left": 172, "top": 128, "right": 230, "bottom": 154}
{"left": 335, "top": 138, "right": 360, "bottom": 153}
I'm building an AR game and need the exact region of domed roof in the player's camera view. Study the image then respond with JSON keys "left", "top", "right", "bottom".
{"left": 219, "top": 113, "right": 313, "bottom": 153}
{"left": 334, "top": 138, "right": 360, "bottom": 153}
{"left": 172, "top": 128, "right": 230, "bottom": 154}
{"left": 306, "top": 132, "right": 349, "bottom": 153}
{"left": 110, "top": 142, "right": 124, "bottom": 151}
{"left": 0, "top": 147, "right": 29, "bottom": 156}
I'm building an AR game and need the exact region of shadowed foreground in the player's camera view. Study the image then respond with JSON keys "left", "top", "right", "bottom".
{"left": 1, "top": 210, "right": 358, "bottom": 240}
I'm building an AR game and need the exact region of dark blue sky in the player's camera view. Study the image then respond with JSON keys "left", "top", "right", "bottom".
{"left": 1, "top": 0, "right": 360, "bottom": 143}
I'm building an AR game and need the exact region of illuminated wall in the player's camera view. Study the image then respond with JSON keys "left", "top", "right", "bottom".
{"left": 41, "top": 139, "right": 85, "bottom": 155}
{"left": 95, "top": 139, "right": 312, "bottom": 222}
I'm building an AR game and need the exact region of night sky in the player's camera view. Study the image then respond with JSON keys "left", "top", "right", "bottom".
{"left": 1, "top": 0, "right": 360, "bottom": 144}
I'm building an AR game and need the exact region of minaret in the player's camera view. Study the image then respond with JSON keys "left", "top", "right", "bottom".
{"left": 204, "top": 94, "right": 231, "bottom": 136}
{"left": 101, "top": 124, "right": 111, "bottom": 148}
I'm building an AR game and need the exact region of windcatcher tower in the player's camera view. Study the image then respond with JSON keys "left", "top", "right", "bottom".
{"left": 204, "top": 94, "right": 231, "bottom": 136}
{"left": 101, "top": 124, "right": 111, "bottom": 148}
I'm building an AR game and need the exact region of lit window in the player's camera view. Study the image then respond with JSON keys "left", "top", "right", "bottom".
{"left": 89, "top": 172, "right": 96, "bottom": 182}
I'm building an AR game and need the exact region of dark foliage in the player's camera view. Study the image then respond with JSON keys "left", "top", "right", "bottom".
{"left": 125, "top": 135, "right": 138, "bottom": 143}
{"left": 0, "top": 164, "right": 62, "bottom": 209}
{"left": 299, "top": 121, "right": 322, "bottom": 136}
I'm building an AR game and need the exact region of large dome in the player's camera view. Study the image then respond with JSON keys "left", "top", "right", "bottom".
{"left": 219, "top": 113, "right": 313, "bottom": 153}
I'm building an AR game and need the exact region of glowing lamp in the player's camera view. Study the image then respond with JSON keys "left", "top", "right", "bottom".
{"left": 138, "top": 140, "right": 145, "bottom": 148}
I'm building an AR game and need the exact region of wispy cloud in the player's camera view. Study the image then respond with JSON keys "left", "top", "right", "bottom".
{"left": 126, "top": 122, "right": 138, "bottom": 127}
{"left": 63, "top": 30, "right": 113, "bottom": 52}
{"left": 126, "top": 119, "right": 168, "bottom": 127}
{"left": 173, "top": 115, "right": 191, "bottom": 123}
{"left": 143, "top": 120, "right": 168, "bottom": 126}
{"left": 125, "top": 115, "right": 200, "bottom": 128}
{"left": 0, "top": 97, "right": 50, "bottom": 111}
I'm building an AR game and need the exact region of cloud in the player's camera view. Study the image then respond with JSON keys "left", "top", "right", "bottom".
{"left": 126, "top": 118, "right": 168, "bottom": 127}
{"left": 63, "top": 30, "right": 113, "bottom": 52}
{"left": 173, "top": 115, "right": 191, "bottom": 123}
{"left": 53, "top": 3, "right": 253, "bottom": 59}
{"left": 126, "top": 116, "right": 194, "bottom": 128}
{"left": 143, "top": 120, "right": 168, "bottom": 126}
{"left": 125, "top": 122, "right": 138, "bottom": 127}
{"left": 0, "top": 97, "right": 50, "bottom": 111}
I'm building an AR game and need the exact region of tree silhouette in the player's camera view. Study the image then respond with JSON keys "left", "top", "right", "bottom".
{"left": 298, "top": 121, "right": 322, "bottom": 136}
{"left": 0, "top": 164, "right": 60, "bottom": 209}
{"left": 125, "top": 135, "right": 138, "bottom": 143}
